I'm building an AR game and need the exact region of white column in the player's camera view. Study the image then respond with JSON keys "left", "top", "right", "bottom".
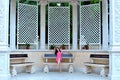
{"left": 102, "top": 0, "right": 108, "bottom": 50}
{"left": 109, "top": 0, "right": 120, "bottom": 80}
{"left": 40, "top": 1, "right": 47, "bottom": 50}
{"left": 10, "top": 0, "right": 16, "bottom": 50}
{"left": 71, "top": 1, "right": 78, "bottom": 50}
{"left": 0, "top": 0, "right": 10, "bottom": 79}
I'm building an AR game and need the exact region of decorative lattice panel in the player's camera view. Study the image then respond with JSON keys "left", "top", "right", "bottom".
{"left": 80, "top": 4, "right": 101, "bottom": 50}
{"left": 17, "top": 3, "right": 38, "bottom": 49}
{"left": 48, "top": 6, "right": 70, "bottom": 48}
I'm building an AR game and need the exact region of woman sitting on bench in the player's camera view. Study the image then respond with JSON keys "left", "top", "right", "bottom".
{"left": 55, "top": 47, "right": 62, "bottom": 72}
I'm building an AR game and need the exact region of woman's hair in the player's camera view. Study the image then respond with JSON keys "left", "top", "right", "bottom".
{"left": 54, "top": 47, "right": 61, "bottom": 55}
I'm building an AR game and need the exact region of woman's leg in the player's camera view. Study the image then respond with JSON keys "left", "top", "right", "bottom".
{"left": 57, "top": 58, "right": 62, "bottom": 72}
{"left": 59, "top": 61, "right": 61, "bottom": 72}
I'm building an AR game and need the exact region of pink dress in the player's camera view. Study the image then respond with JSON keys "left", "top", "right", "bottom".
{"left": 56, "top": 51, "right": 62, "bottom": 63}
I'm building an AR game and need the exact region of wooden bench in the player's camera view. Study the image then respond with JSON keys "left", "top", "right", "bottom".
{"left": 84, "top": 54, "right": 109, "bottom": 77}
{"left": 43, "top": 53, "right": 74, "bottom": 73}
{"left": 10, "top": 54, "right": 35, "bottom": 76}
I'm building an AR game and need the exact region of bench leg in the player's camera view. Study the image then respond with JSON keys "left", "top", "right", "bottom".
{"left": 44, "top": 65, "right": 49, "bottom": 73}
{"left": 26, "top": 65, "right": 35, "bottom": 74}
{"left": 100, "top": 67, "right": 108, "bottom": 77}
{"left": 84, "top": 66, "right": 92, "bottom": 74}
{"left": 11, "top": 67, "right": 17, "bottom": 76}
{"left": 68, "top": 64, "right": 74, "bottom": 73}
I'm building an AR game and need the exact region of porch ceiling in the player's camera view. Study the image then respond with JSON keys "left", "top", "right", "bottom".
{"left": 29, "top": 0, "right": 91, "bottom": 2}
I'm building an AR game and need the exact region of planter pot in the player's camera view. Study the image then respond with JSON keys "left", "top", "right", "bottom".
{"left": 61, "top": 47, "right": 66, "bottom": 50}
{"left": 26, "top": 47, "right": 30, "bottom": 49}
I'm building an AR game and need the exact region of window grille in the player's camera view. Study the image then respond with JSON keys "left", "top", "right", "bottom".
{"left": 48, "top": 3, "right": 70, "bottom": 49}
{"left": 17, "top": 3, "right": 38, "bottom": 49}
{"left": 80, "top": 3, "right": 101, "bottom": 50}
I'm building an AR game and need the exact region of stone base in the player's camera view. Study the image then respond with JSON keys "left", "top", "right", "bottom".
{"left": 0, "top": 74, "right": 11, "bottom": 80}
{"left": 111, "top": 75, "right": 120, "bottom": 80}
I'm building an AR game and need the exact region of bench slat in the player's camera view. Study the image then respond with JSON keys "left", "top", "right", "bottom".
{"left": 84, "top": 62, "right": 109, "bottom": 67}
{"left": 10, "top": 54, "right": 28, "bottom": 58}
{"left": 44, "top": 53, "right": 73, "bottom": 58}
{"left": 10, "top": 57, "right": 27, "bottom": 60}
{"left": 44, "top": 62, "right": 73, "bottom": 65}
{"left": 90, "top": 54, "right": 109, "bottom": 58}
{"left": 11, "top": 62, "right": 34, "bottom": 66}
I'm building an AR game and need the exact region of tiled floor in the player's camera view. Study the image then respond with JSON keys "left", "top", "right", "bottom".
{"left": 10, "top": 72, "right": 110, "bottom": 80}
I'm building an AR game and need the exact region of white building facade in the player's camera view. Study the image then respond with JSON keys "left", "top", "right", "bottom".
{"left": 0, "top": 0, "right": 120, "bottom": 80}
